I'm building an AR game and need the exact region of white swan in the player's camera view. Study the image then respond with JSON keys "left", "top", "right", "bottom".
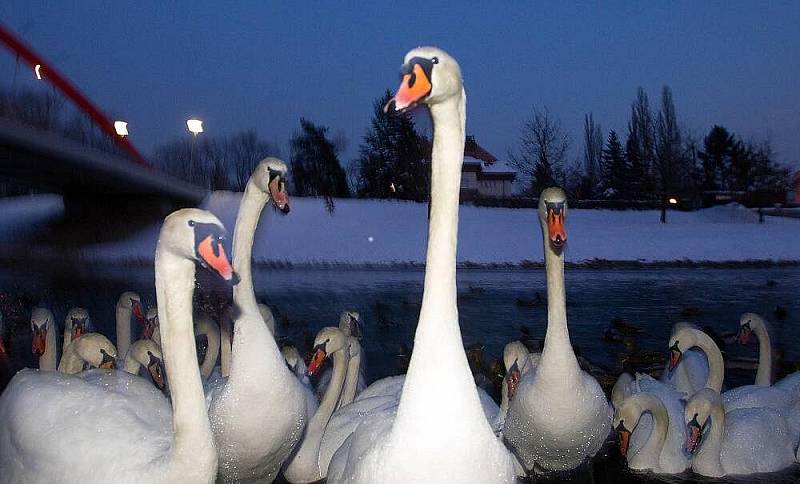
{"left": 0, "top": 208, "right": 235, "bottom": 482}
{"left": 206, "top": 158, "right": 308, "bottom": 483}
{"left": 116, "top": 291, "right": 146, "bottom": 358}
{"left": 661, "top": 322, "right": 709, "bottom": 395}
{"left": 613, "top": 390, "right": 690, "bottom": 474}
{"left": 284, "top": 327, "right": 350, "bottom": 483}
{"left": 282, "top": 344, "right": 313, "bottom": 389}
{"left": 316, "top": 310, "right": 366, "bottom": 406}
{"left": 143, "top": 306, "right": 161, "bottom": 345}
{"left": 123, "top": 338, "right": 166, "bottom": 391}
{"left": 685, "top": 387, "right": 796, "bottom": 477}
{"left": 195, "top": 313, "right": 221, "bottom": 380}
{"left": 503, "top": 187, "right": 612, "bottom": 472}
{"left": 323, "top": 47, "right": 517, "bottom": 484}
{"left": 736, "top": 312, "right": 775, "bottom": 386}
{"left": 258, "top": 302, "right": 277, "bottom": 335}
{"left": 30, "top": 307, "right": 58, "bottom": 370}
{"left": 494, "top": 341, "right": 538, "bottom": 434}
{"left": 63, "top": 307, "right": 92, "bottom": 350}
{"left": 57, "top": 332, "right": 117, "bottom": 374}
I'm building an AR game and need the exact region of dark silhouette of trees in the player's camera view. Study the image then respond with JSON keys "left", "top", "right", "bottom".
{"left": 580, "top": 113, "right": 603, "bottom": 199}
{"left": 654, "top": 86, "right": 686, "bottom": 222}
{"left": 289, "top": 118, "right": 350, "bottom": 199}
{"left": 509, "top": 106, "right": 570, "bottom": 195}
{"left": 600, "top": 130, "right": 628, "bottom": 199}
{"left": 355, "top": 91, "right": 428, "bottom": 200}
{"left": 625, "top": 88, "right": 656, "bottom": 200}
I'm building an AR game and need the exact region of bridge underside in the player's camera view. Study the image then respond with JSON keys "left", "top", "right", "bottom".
{"left": 0, "top": 119, "right": 207, "bottom": 219}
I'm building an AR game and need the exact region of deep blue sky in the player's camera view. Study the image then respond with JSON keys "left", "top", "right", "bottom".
{"left": 2, "top": 2, "right": 799, "bottom": 170}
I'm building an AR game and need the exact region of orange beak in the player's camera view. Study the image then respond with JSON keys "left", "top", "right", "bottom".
{"left": 32, "top": 329, "right": 46, "bottom": 356}
{"left": 132, "top": 300, "right": 145, "bottom": 323}
{"left": 618, "top": 428, "right": 631, "bottom": 457}
{"left": 668, "top": 346, "right": 682, "bottom": 372}
{"left": 71, "top": 324, "right": 86, "bottom": 340}
{"left": 269, "top": 177, "right": 290, "bottom": 214}
{"left": 547, "top": 207, "right": 566, "bottom": 249}
{"left": 197, "top": 235, "right": 237, "bottom": 284}
{"left": 737, "top": 325, "right": 752, "bottom": 345}
{"left": 99, "top": 358, "right": 116, "bottom": 370}
{"left": 143, "top": 320, "right": 155, "bottom": 340}
{"left": 385, "top": 62, "right": 433, "bottom": 113}
{"left": 506, "top": 364, "right": 521, "bottom": 401}
{"left": 686, "top": 420, "right": 702, "bottom": 454}
{"left": 307, "top": 348, "right": 327, "bottom": 376}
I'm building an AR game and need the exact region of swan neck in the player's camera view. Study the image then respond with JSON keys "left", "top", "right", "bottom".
{"left": 116, "top": 304, "right": 133, "bottom": 358}
{"left": 232, "top": 179, "right": 269, "bottom": 318}
{"left": 339, "top": 339, "right": 361, "bottom": 408}
{"left": 41, "top": 323, "right": 58, "bottom": 370}
{"left": 693, "top": 331, "right": 724, "bottom": 391}
{"left": 631, "top": 395, "right": 668, "bottom": 470}
{"left": 57, "top": 341, "right": 82, "bottom": 374}
{"left": 695, "top": 398, "right": 725, "bottom": 476}
{"left": 154, "top": 246, "right": 214, "bottom": 466}
{"left": 312, "top": 349, "right": 348, "bottom": 433}
{"left": 220, "top": 312, "right": 232, "bottom": 378}
{"left": 123, "top": 350, "right": 141, "bottom": 374}
{"left": 199, "top": 321, "right": 221, "bottom": 378}
{"left": 753, "top": 323, "right": 772, "bottom": 386}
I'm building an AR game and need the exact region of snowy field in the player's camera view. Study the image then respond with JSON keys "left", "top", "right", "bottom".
{"left": 1, "top": 193, "right": 798, "bottom": 266}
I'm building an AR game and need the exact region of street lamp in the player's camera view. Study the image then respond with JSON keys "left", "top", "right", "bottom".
{"left": 187, "top": 119, "right": 203, "bottom": 136}
{"left": 668, "top": 197, "right": 678, "bottom": 205}
{"left": 114, "top": 121, "right": 129, "bottom": 137}
{"left": 34, "top": 64, "right": 42, "bottom": 80}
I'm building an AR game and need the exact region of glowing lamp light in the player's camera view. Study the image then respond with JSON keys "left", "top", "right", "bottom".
{"left": 114, "top": 121, "right": 129, "bottom": 137}
{"left": 34, "top": 64, "right": 43, "bottom": 80}
{"left": 187, "top": 119, "right": 204, "bottom": 135}
{"left": 668, "top": 198, "right": 678, "bottom": 205}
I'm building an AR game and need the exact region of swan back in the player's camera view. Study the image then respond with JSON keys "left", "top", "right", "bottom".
{"left": 58, "top": 333, "right": 117, "bottom": 374}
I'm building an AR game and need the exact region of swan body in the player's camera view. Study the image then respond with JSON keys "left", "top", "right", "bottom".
{"left": 685, "top": 388, "right": 796, "bottom": 477}
{"left": 57, "top": 333, "right": 117, "bottom": 374}
{"left": 206, "top": 158, "right": 308, "bottom": 483}
{"left": 324, "top": 47, "right": 517, "bottom": 484}
{"left": 504, "top": 188, "right": 612, "bottom": 472}
{"left": 0, "top": 208, "right": 233, "bottom": 482}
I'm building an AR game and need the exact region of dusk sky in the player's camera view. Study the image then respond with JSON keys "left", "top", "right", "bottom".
{"left": 2, "top": 2, "right": 799, "bottom": 170}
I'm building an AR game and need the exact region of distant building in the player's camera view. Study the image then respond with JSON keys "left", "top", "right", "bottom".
{"left": 425, "top": 135, "right": 517, "bottom": 202}
{"left": 792, "top": 171, "right": 800, "bottom": 205}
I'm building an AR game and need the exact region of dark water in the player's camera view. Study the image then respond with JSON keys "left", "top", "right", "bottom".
{"left": 1, "top": 266, "right": 799, "bottom": 482}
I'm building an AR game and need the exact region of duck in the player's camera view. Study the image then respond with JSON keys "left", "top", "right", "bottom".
{"left": 62, "top": 307, "right": 92, "bottom": 350}
{"left": 684, "top": 387, "right": 796, "bottom": 477}
{"left": 283, "top": 327, "right": 350, "bottom": 483}
{"left": 57, "top": 332, "right": 117, "bottom": 374}
{"left": 613, "top": 387, "right": 690, "bottom": 474}
{"left": 30, "top": 307, "right": 59, "bottom": 370}
{"left": 493, "top": 341, "right": 538, "bottom": 434}
{"left": 115, "top": 291, "right": 146, "bottom": 358}
{"left": 0, "top": 208, "right": 235, "bottom": 482}
{"left": 322, "top": 47, "right": 518, "bottom": 484}
{"left": 503, "top": 187, "right": 612, "bottom": 473}
{"left": 205, "top": 158, "right": 309, "bottom": 483}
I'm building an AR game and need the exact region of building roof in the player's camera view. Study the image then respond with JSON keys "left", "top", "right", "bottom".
{"left": 423, "top": 135, "right": 516, "bottom": 180}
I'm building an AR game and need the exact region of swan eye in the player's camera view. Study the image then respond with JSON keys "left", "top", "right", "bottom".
{"left": 431, "top": 56, "right": 439, "bottom": 64}
{"left": 188, "top": 220, "right": 195, "bottom": 227}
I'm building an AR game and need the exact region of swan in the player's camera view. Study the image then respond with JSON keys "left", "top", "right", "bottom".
{"left": 613, "top": 390, "right": 690, "bottom": 474}
{"left": 57, "top": 333, "right": 117, "bottom": 374}
{"left": 661, "top": 322, "right": 709, "bottom": 395}
{"left": 736, "top": 312, "right": 776, "bottom": 386}
{"left": 0, "top": 208, "right": 236, "bottom": 482}
{"left": 116, "top": 291, "right": 146, "bottom": 358}
{"left": 195, "top": 313, "right": 221, "bottom": 380}
{"left": 323, "top": 47, "right": 517, "bottom": 484}
{"left": 503, "top": 187, "right": 612, "bottom": 473}
{"left": 685, "top": 387, "right": 796, "bottom": 477}
{"left": 494, "top": 341, "right": 538, "bottom": 434}
{"left": 206, "top": 158, "right": 308, "bottom": 483}
{"left": 123, "top": 338, "right": 167, "bottom": 391}
{"left": 284, "top": 327, "right": 350, "bottom": 483}
{"left": 30, "top": 307, "right": 58, "bottom": 370}
{"left": 316, "top": 310, "right": 366, "bottom": 406}
{"left": 143, "top": 306, "right": 161, "bottom": 345}
{"left": 282, "top": 344, "right": 312, "bottom": 388}
{"left": 63, "top": 307, "right": 92, "bottom": 350}
{"left": 258, "top": 302, "right": 277, "bottom": 335}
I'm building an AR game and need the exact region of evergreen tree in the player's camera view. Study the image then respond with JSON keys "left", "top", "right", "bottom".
{"left": 625, "top": 91, "right": 655, "bottom": 201}
{"left": 654, "top": 86, "right": 685, "bottom": 222}
{"left": 356, "top": 91, "right": 428, "bottom": 200}
{"left": 600, "top": 130, "right": 628, "bottom": 199}
{"left": 289, "top": 118, "right": 350, "bottom": 199}
{"left": 698, "top": 125, "right": 734, "bottom": 191}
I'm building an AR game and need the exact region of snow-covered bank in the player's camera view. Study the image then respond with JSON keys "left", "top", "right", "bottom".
{"left": 1, "top": 193, "right": 799, "bottom": 266}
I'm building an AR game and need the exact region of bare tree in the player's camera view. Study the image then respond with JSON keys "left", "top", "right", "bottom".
{"left": 581, "top": 113, "right": 603, "bottom": 198}
{"left": 509, "top": 106, "right": 570, "bottom": 195}
{"left": 654, "top": 86, "right": 683, "bottom": 223}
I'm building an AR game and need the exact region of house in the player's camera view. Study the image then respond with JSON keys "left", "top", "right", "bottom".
{"left": 792, "top": 171, "right": 800, "bottom": 205}
{"left": 425, "top": 135, "right": 516, "bottom": 202}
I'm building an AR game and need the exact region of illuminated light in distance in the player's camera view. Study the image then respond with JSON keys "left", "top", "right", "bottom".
{"left": 187, "top": 119, "right": 203, "bottom": 135}
{"left": 114, "top": 121, "right": 129, "bottom": 137}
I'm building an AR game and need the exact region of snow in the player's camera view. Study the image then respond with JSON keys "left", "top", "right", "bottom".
{"left": 1, "top": 194, "right": 798, "bottom": 266}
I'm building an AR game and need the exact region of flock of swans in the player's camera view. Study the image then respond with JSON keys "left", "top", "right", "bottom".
{"left": 0, "top": 46, "right": 798, "bottom": 483}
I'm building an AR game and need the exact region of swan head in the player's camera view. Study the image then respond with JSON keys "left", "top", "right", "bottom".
{"left": 307, "top": 326, "right": 348, "bottom": 376}
{"left": 66, "top": 307, "right": 92, "bottom": 341}
{"left": 118, "top": 291, "right": 146, "bottom": 326}
{"left": 503, "top": 341, "right": 530, "bottom": 401}
{"left": 684, "top": 388, "right": 718, "bottom": 455}
{"left": 612, "top": 397, "right": 644, "bottom": 458}
{"left": 30, "top": 307, "right": 54, "bottom": 356}
{"left": 252, "top": 158, "right": 290, "bottom": 214}
{"left": 737, "top": 312, "right": 764, "bottom": 345}
{"left": 538, "top": 187, "right": 568, "bottom": 252}
{"left": 385, "top": 46, "right": 462, "bottom": 113}
{"left": 143, "top": 307, "right": 159, "bottom": 340}
{"left": 160, "top": 208, "right": 239, "bottom": 285}
{"left": 146, "top": 348, "right": 166, "bottom": 391}
{"left": 339, "top": 310, "right": 362, "bottom": 339}
{"left": 281, "top": 345, "right": 307, "bottom": 375}
{"left": 72, "top": 333, "right": 118, "bottom": 370}
{"left": 666, "top": 323, "right": 700, "bottom": 372}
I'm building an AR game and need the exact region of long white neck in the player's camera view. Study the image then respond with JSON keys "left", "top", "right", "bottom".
{"left": 40, "top": 324, "right": 58, "bottom": 371}
{"left": 538, "top": 226, "right": 581, "bottom": 383}
{"left": 154, "top": 247, "right": 217, "bottom": 479}
{"left": 752, "top": 322, "right": 772, "bottom": 386}
{"left": 123, "top": 349, "right": 143, "bottom": 375}
{"left": 116, "top": 304, "right": 133, "bottom": 358}
{"left": 628, "top": 395, "right": 668, "bottom": 472}
{"left": 693, "top": 400, "right": 725, "bottom": 477}
{"left": 57, "top": 341, "right": 84, "bottom": 374}
{"left": 220, "top": 310, "right": 232, "bottom": 378}
{"left": 199, "top": 321, "right": 221, "bottom": 379}
{"left": 233, "top": 178, "right": 268, "bottom": 319}
{"left": 690, "top": 331, "right": 725, "bottom": 392}
{"left": 338, "top": 337, "right": 362, "bottom": 409}
{"left": 63, "top": 318, "right": 73, "bottom": 350}
{"left": 393, "top": 90, "right": 488, "bottom": 437}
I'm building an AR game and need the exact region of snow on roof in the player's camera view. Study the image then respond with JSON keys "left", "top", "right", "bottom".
{"left": 463, "top": 156, "right": 482, "bottom": 166}
{"left": 481, "top": 160, "right": 516, "bottom": 175}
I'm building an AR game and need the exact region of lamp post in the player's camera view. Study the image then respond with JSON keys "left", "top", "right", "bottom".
{"left": 114, "top": 121, "right": 129, "bottom": 137}
{"left": 187, "top": 119, "right": 203, "bottom": 181}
